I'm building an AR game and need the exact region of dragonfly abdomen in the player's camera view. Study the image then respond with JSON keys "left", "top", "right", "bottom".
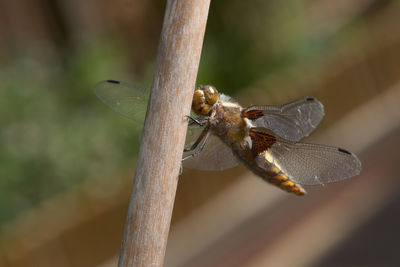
{"left": 256, "top": 150, "right": 306, "bottom": 196}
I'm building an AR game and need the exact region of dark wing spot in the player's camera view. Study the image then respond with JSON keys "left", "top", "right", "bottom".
{"left": 306, "top": 97, "right": 315, "bottom": 101}
{"left": 338, "top": 148, "right": 352, "bottom": 155}
{"left": 107, "top": 80, "right": 121, "bottom": 84}
{"left": 249, "top": 129, "right": 277, "bottom": 155}
{"left": 243, "top": 109, "right": 264, "bottom": 120}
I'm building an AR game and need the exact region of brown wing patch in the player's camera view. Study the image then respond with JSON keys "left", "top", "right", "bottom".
{"left": 249, "top": 129, "right": 277, "bottom": 155}
{"left": 242, "top": 109, "right": 264, "bottom": 120}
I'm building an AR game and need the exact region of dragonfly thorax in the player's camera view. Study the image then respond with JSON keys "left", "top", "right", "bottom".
{"left": 192, "top": 85, "right": 219, "bottom": 116}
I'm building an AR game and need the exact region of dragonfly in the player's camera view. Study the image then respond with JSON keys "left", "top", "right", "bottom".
{"left": 94, "top": 80, "right": 361, "bottom": 195}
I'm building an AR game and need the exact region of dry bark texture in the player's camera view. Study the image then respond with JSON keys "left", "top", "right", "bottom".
{"left": 118, "top": 0, "right": 211, "bottom": 266}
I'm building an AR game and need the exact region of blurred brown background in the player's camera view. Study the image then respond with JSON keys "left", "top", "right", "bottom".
{"left": 1, "top": 0, "right": 400, "bottom": 266}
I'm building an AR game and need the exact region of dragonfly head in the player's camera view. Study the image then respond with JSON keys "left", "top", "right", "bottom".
{"left": 192, "top": 85, "right": 219, "bottom": 116}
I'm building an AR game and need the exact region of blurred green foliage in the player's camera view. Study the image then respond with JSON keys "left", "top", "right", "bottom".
{"left": 198, "top": 1, "right": 331, "bottom": 93}
{"left": 0, "top": 41, "right": 144, "bottom": 228}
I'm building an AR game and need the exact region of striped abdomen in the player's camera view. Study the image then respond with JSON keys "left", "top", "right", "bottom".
{"left": 255, "top": 150, "right": 306, "bottom": 196}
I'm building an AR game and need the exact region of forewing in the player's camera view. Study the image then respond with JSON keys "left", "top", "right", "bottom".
{"left": 269, "top": 139, "right": 361, "bottom": 185}
{"left": 243, "top": 97, "right": 324, "bottom": 141}
{"left": 183, "top": 133, "right": 238, "bottom": 171}
{"left": 94, "top": 80, "right": 149, "bottom": 124}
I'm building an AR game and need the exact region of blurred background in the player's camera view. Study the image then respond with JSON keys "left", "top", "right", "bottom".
{"left": 1, "top": 0, "right": 400, "bottom": 266}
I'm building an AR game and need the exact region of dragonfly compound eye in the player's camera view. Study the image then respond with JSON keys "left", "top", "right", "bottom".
{"left": 192, "top": 85, "right": 219, "bottom": 116}
{"left": 203, "top": 85, "right": 219, "bottom": 105}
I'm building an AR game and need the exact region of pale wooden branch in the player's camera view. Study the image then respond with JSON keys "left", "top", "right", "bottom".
{"left": 118, "top": 0, "right": 211, "bottom": 266}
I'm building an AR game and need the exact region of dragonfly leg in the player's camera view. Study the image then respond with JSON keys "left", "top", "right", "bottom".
{"left": 182, "top": 128, "right": 211, "bottom": 162}
{"left": 186, "top": 115, "right": 207, "bottom": 127}
{"left": 184, "top": 125, "right": 210, "bottom": 152}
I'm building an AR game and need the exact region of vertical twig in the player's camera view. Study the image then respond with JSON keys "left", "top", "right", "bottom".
{"left": 118, "top": 0, "right": 211, "bottom": 266}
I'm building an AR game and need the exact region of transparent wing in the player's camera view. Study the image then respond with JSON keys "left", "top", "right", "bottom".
{"left": 183, "top": 130, "right": 238, "bottom": 171}
{"left": 268, "top": 139, "right": 361, "bottom": 185}
{"left": 243, "top": 97, "right": 324, "bottom": 142}
{"left": 94, "top": 80, "right": 149, "bottom": 124}
{"left": 184, "top": 119, "right": 204, "bottom": 148}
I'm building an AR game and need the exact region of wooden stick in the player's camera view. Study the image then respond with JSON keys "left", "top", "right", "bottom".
{"left": 118, "top": 0, "right": 211, "bottom": 266}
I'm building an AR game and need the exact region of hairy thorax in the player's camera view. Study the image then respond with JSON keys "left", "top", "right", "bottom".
{"left": 210, "top": 100, "right": 253, "bottom": 157}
